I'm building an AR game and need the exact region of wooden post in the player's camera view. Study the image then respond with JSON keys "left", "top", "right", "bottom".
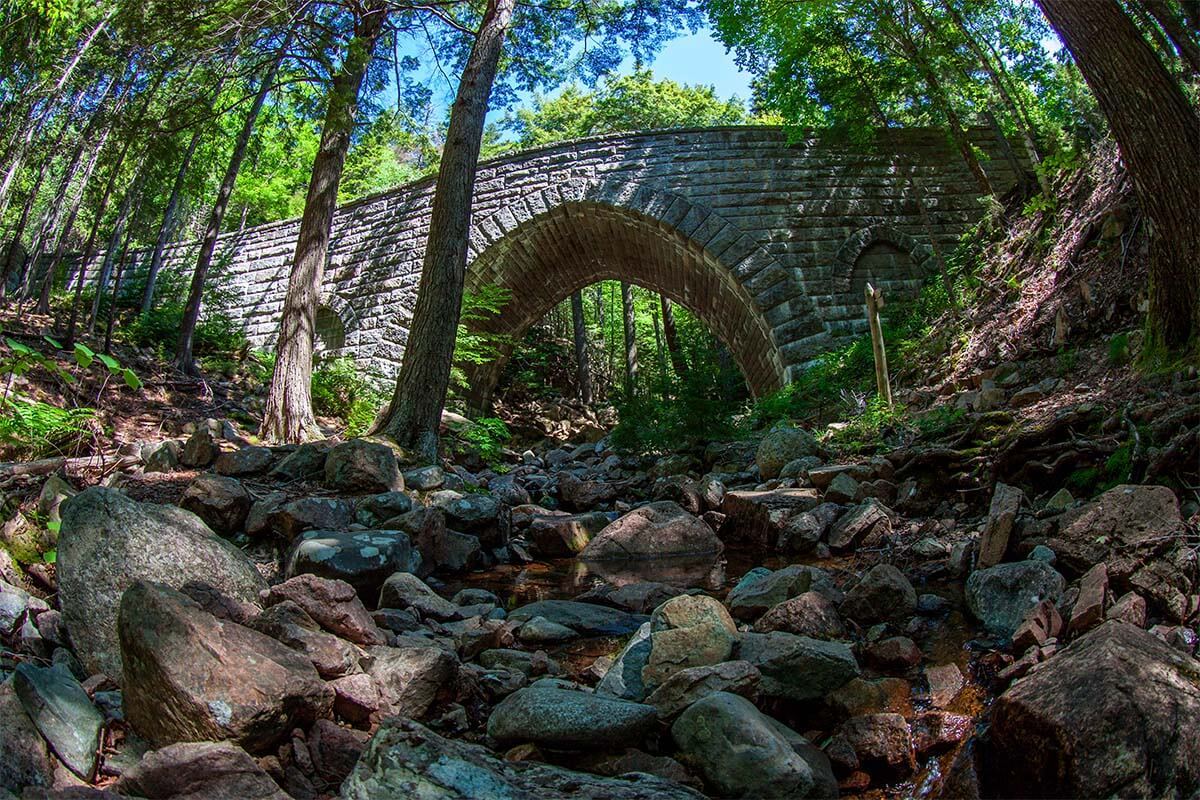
{"left": 865, "top": 282, "right": 893, "bottom": 407}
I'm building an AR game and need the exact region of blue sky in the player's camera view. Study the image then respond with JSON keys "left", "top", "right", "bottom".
{"left": 390, "top": 26, "right": 755, "bottom": 128}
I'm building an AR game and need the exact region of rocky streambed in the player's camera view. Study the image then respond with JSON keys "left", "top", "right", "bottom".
{"left": 1, "top": 420, "right": 1198, "bottom": 799}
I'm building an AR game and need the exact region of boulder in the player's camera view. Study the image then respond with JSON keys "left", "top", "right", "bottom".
{"left": 114, "top": 741, "right": 289, "bottom": 799}
{"left": 1035, "top": 484, "right": 1184, "bottom": 580}
{"left": 672, "top": 692, "right": 837, "bottom": 799}
{"left": 180, "top": 474, "right": 251, "bottom": 535}
{"left": 839, "top": 564, "right": 916, "bottom": 625}
{"left": 575, "top": 581, "right": 690, "bottom": 614}
{"left": 378, "top": 571, "right": 462, "bottom": 621}
{"left": 737, "top": 631, "right": 859, "bottom": 701}
{"left": 57, "top": 487, "right": 266, "bottom": 681}
{"left": 965, "top": 560, "right": 1065, "bottom": 637}
{"left": 0, "top": 679, "right": 56, "bottom": 793}
{"left": 642, "top": 594, "right": 737, "bottom": 689}
{"left": 432, "top": 492, "right": 501, "bottom": 530}
{"left": 645, "top": 660, "right": 761, "bottom": 719}
{"left": 269, "top": 441, "right": 332, "bottom": 482}
{"left": 518, "top": 616, "right": 577, "bottom": 644}
{"left": 596, "top": 622, "right": 653, "bottom": 701}
{"left": 756, "top": 426, "right": 823, "bottom": 479}
{"left": 263, "top": 574, "right": 385, "bottom": 646}
{"left": 12, "top": 663, "right": 103, "bottom": 779}
{"left": 284, "top": 529, "right": 419, "bottom": 597}
{"left": 246, "top": 601, "right": 363, "bottom": 679}
{"left": 179, "top": 428, "right": 217, "bottom": 468}
{"left": 213, "top": 446, "right": 275, "bottom": 477}
{"left": 824, "top": 471, "right": 860, "bottom": 505}
{"left": 487, "top": 686, "right": 657, "bottom": 749}
{"left": 727, "top": 565, "right": 839, "bottom": 621}
{"left": 403, "top": 465, "right": 444, "bottom": 491}
{"left": 827, "top": 499, "right": 892, "bottom": 551}
{"left": 720, "top": 489, "right": 821, "bottom": 548}
{"left": 976, "top": 482, "right": 1022, "bottom": 569}
{"left": 753, "top": 591, "right": 847, "bottom": 639}
{"left": 36, "top": 475, "right": 76, "bottom": 524}
{"left": 579, "top": 502, "right": 720, "bottom": 561}
{"left": 354, "top": 492, "right": 413, "bottom": 527}
{"left": 836, "top": 713, "right": 916, "bottom": 779}
{"left": 342, "top": 717, "right": 703, "bottom": 799}
{"left": 143, "top": 440, "right": 181, "bottom": 473}
{"left": 982, "top": 621, "right": 1200, "bottom": 798}
{"left": 118, "top": 581, "right": 333, "bottom": 752}
{"left": 366, "top": 641, "right": 457, "bottom": 719}
{"left": 558, "top": 472, "right": 627, "bottom": 510}
{"left": 269, "top": 497, "right": 354, "bottom": 540}
{"left": 508, "top": 600, "right": 645, "bottom": 636}
{"left": 528, "top": 512, "right": 610, "bottom": 557}
{"left": 324, "top": 439, "right": 403, "bottom": 493}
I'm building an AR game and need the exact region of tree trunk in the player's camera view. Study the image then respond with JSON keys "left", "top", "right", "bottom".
{"left": 1141, "top": 0, "right": 1200, "bottom": 75}
{"left": 374, "top": 0, "right": 516, "bottom": 458}
{"left": 621, "top": 281, "right": 638, "bottom": 398}
{"left": 179, "top": 33, "right": 294, "bottom": 376}
{"left": 660, "top": 295, "right": 688, "bottom": 380}
{"left": 87, "top": 177, "right": 141, "bottom": 333}
{"left": 142, "top": 126, "right": 204, "bottom": 314}
{"left": 260, "top": 14, "right": 386, "bottom": 442}
{"left": 571, "top": 290, "right": 591, "bottom": 404}
{"left": 1037, "top": 0, "right": 1200, "bottom": 352}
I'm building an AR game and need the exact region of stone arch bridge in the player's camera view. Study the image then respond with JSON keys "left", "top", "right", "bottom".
{"left": 167, "top": 126, "right": 1019, "bottom": 403}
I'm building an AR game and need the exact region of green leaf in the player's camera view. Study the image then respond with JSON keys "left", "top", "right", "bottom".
{"left": 42, "top": 550, "right": 56, "bottom": 564}
{"left": 47, "top": 519, "right": 61, "bottom": 533}
{"left": 122, "top": 368, "right": 143, "bottom": 390}
{"left": 97, "top": 353, "right": 120, "bottom": 373}
{"left": 43, "top": 335, "right": 63, "bottom": 349}
{"left": 5, "top": 338, "right": 33, "bottom": 355}
{"left": 73, "top": 343, "right": 94, "bottom": 368}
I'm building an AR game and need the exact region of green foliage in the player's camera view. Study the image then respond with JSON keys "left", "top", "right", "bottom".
{"left": 1055, "top": 347, "right": 1078, "bottom": 376}
{"left": 311, "top": 357, "right": 384, "bottom": 437}
{"left": 506, "top": 66, "right": 751, "bottom": 148}
{"left": 451, "top": 285, "right": 512, "bottom": 396}
{"left": 826, "top": 396, "right": 908, "bottom": 454}
{"left": 125, "top": 304, "right": 248, "bottom": 359}
{"left": 610, "top": 390, "right": 741, "bottom": 453}
{"left": 0, "top": 396, "right": 96, "bottom": 459}
{"left": 457, "top": 417, "right": 510, "bottom": 466}
{"left": 1107, "top": 332, "right": 1130, "bottom": 365}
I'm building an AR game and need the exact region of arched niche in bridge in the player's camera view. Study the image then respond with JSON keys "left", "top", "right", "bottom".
{"left": 313, "top": 293, "right": 359, "bottom": 356}
{"left": 461, "top": 196, "right": 789, "bottom": 408}
{"left": 833, "top": 224, "right": 935, "bottom": 296}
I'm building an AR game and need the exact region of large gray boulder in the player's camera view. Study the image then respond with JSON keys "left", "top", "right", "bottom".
{"left": 342, "top": 718, "right": 703, "bottom": 799}
{"left": 982, "top": 621, "right": 1200, "bottom": 798}
{"left": 12, "top": 663, "right": 104, "bottom": 780}
{"left": 487, "top": 686, "right": 657, "bottom": 749}
{"left": 284, "top": 529, "right": 420, "bottom": 597}
{"left": 737, "top": 631, "right": 859, "bottom": 701}
{"left": 672, "top": 692, "right": 837, "bottom": 798}
{"left": 57, "top": 487, "right": 267, "bottom": 681}
{"left": 114, "top": 741, "right": 290, "bottom": 800}
{"left": 579, "top": 502, "right": 720, "bottom": 561}
{"left": 756, "top": 426, "right": 823, "bottom": 479}
{"left": 965, "top": 559, "right": 1065, "bottom": 637}
{"left": 508, "top": 600, "right": 645, "bottom": 636}
{"left": 324, "top": 439, "right": 403, "bottom": 493}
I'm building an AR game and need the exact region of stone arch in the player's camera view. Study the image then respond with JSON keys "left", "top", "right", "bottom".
{"left": 462, "top": 180, "right": 807, "bottom": 407}
{"left": 832, "top": 224, "right": 935, "bottom": 293}
{"left": 314, "top": 292, "right": 359, "bottom": 356}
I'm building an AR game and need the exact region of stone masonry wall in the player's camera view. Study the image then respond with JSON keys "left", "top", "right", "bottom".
{"left": 147, "top": 125, "right": 1019, "bottom": 396}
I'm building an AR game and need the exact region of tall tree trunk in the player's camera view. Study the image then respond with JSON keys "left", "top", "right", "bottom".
{"left": 103, "top": 213, "right": 140, "bottom": 353}
{"left": 260, "top": 13, "right": 386, "bottom": 442}
{"left": 621, "top": 281, "right": 638, "bottom": 398}
{"left": 1037, "top": 0, "right": 1200, "bottom": 351}
{"left": 179, "top": 32, "right": 294, "bottom": 375}
{"left": 87, "top": 176, "right": 141, "bottom": 333}
{"left": 0, "top": 151, "right": 55, "bottom": 300}
{"left": 1141, "top": 0, "right": 1200, "bottom": 75}
{"left": 570, "top": 290, "right": 591, "bottom": 404}
{"left": 660, "top": 295, "right": 688, "bottom": 380}
{"left": 374, "top": 0, "right": 516, "bottom": 458}
{"left": 142, "top": 126, "right": 204, "bottom": 314}
{"left": 652, "top": 300, "right": 665, "bottom": 381}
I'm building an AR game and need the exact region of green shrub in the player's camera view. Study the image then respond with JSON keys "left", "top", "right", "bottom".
{"left": 0, "top": 397, "right": 95, "bottom": 459}
{"left": 1108, "top": 332, "right": 1130, "bottom": 365}
{"left": 458, "top": 417, "right": 510, "bottom": 465}
{"left": 311, "top": 357, "right": 385, "bottom": 436}
{"left": 611, "top": 391, "right": 741, "bottom": 453}
{"left": 124, "top": 303, "right": 248, "bottom": 358}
